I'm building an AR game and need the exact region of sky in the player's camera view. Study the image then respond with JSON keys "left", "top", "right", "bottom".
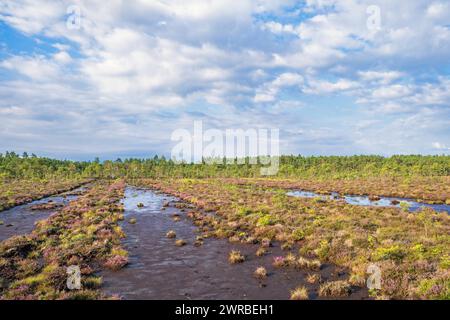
{"left": 0, "top": 0, "right": 449, "bottom": 160}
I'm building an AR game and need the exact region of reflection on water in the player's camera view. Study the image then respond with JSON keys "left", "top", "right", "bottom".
{"left": 287, "top": 190, "right": 450, "bottom": 214}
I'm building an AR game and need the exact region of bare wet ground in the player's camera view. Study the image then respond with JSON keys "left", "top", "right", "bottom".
{"left": 0, "top": 185, "right": 88, "bottom": 242}
{"left": 102, "top": 187, "right": 369, "bottom": 300}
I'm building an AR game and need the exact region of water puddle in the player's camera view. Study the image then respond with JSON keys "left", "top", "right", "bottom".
{"left": 287, "top": 190, "right": 450, "bottom": 214}
{"left": 101, "top": 187, "right": 368, "bottom": 300}
{"left": 0, "top": 185, "right": 88, "bottom": 242}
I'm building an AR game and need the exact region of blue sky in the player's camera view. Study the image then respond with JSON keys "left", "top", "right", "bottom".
{"left": 0, "top": 0, "right": 449, "bottom": 160}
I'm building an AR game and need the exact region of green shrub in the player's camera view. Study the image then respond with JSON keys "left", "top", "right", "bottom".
{"left": 257, "top": 214, "right": 275, "bottom": 226}
{"left": 373, "top": 245, "right": 406, "bottom": 261}
{"left": 292, "top": 228, "right": 305, "bottom": 241}
{"left": 236, "top": 207, "right": 252, "bottom": 217}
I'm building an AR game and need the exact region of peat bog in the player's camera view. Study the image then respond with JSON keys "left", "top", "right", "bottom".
{"left": 0, "top": 185, "right": 90, "bottom": 242}
{"left": 0, "top": 155, "right": 449, "bottom": 300}
{"left": 101, "top": 187, "right": 368, "bottom": 300}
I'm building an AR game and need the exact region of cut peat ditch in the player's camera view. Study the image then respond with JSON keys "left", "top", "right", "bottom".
{"left": 0, "top": 180, "right": 93, "bottom": 213}
{"left": 101, "top": 187, "right": 369, "bottom": 300}
{"left": 0, "top": 185, "right": 90, "bottom": 242}
{"left": 287, "top": 190, "right": 450, "bottom": 214}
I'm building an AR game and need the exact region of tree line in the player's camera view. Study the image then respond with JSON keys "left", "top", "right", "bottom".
{"left": 1, "top": 151, "right": 449, "bottom": 181}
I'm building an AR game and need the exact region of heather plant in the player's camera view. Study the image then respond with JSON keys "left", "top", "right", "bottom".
{"left": 228, "top": 250, "right": 245, "bottom": 264}
{"left": 137, "top": 178, "right": 450, "bottom": 300}
{"left": 254, "top": 266, "right": 267, "bottom": 279}
{"left": 318, "top": 280, "right": 352, "bottom": 297}
{"left": 0, "top": 180, "right": 127, "bottom": 299}
{"left": 290, "top": 286, "right": 309, "bottom": 300}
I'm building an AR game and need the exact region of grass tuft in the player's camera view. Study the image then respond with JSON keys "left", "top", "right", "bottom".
{"left": 319, "top": 280, "right": 352, "bottom": 297}
{"left": 306, "top": 273, "right": 321, "bottom": 284}
{"left": 228, "top": 250, "right": 245, "bottom": 264}
{"left": 290, "top": 286, "right": 309, "bottom": 300}
{"left": 254, "top": 266, "right": 267, "bottom": 279}
{"left": 166, "top": 230, "right": 176, "bottom": 238}
{"left": 175, "top": 239, "right": 187, "bottom": 247}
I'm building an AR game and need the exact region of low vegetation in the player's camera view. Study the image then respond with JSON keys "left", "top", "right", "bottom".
{"left": 166, "top": 230, "right": 176, "bottom": 239}
{"left": 136, "top": 178, "right": 450, "bottom": 300}
{"left": 318, "top": 280, "right": 352, "bottom": 297}
{"left": 254, "top": 266, "right": 267, "bottom": 279}
{"left": 228, "top": 250, "right": 245, "bottom": 264}
{"left": 1, "top": 152, "right": 449, "bottom": 300}
{"left": 0, "top": 179, "right": 91, "bottom": 212}
{"left": 290, "top": 286, "right": 309, "bottom": 300}
{"left": 0, "top": 180, "right": 127, "bottom": 299}
{"left": 175, "top": 239, "right": 187, "bottom": 247}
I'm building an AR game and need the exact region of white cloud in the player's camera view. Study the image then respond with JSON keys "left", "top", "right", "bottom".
{"left": 426, "top": 2, "right": 450, "bottom": 21}
{"left": 0, "top": 0, "right": 63, "bottom": 34}
{"left": 0, "top": 0, "right": 449, "bottom": 157}
{"left": 1, "top": 55, "right": 61, "bottom": 81}
{"left": 371, "top": 84, "right": 412, "bottom": 100}
{"left": 303, "top": 78, "right": 360, "bottom": 94}
{"left": 358, "top": 71, "right": 404, "bottom": 85}
{"left": 53, "top": 51, "right": 72, "bottom": 64}
{"left": 432, "top": 142, "right": 450, "bottom": 150}
{"left": 254, "top": 73, "right": 303, "bottom": 102}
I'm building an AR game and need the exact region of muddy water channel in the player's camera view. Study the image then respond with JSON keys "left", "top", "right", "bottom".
{"left": 102, "top": 187, "right": 368, "bottom": 300}
{"left": 287, "top": 190, "right": 450, "bottom": 214}
{"left": 0, "top": 186, "right": 88, "bottom": 242}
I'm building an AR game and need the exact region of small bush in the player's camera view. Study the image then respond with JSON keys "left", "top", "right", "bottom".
{"left": 416, "top": 278, "right": 450, "bottom": 300}
{"left": 281, "top": 242, "right": 294, "bottom": 250}
{"left": 194, "top": 240, "right": 203, "bottom": 247}
{"left": 256, "top": 247, "right": 268, "bottom": 257}
{"left": 175, "top": 239, "right": 187, "bottom": 247}
{"left": 272, "top": 256, "right": 285, "bottom": 268}
{"left": 316, "top": 240, "right": 330, "bottom": 260}
{"left": 306, "top": 273, "right": 321, "bottom": 284}
{"left": 285, "top": 253, "right": 297, "bottom": 267}
{"left": 254, "top": 266, "right": 267, "bottom": 279}
{"left": 399, "top": 201, "right": 410, "bottom": 212}
{"left": 261, "top": 238, "right": 271, "bottom": 248}
{"left": 290, "top": 286, "right": 309, "bottom": 300}
{"left": 292, "top": 229, "right": 305, "bottom": 241}
{"left": 83, "top": 276, "right": 102, "bottom": 289}
{"left": 308, "top": 259, "right": 322, "bottom": 271}
{"left": 373, "top": 245, "right": 406, "bottom": 261}
{"left": 104, "top": 255, "right": 128, "bottom": 271}
{"left": 296, "top": 256, "right": 309, "bottom": 269}
{"left": 228, "top": 250, "right": 245, "bottom": 264}
{"left": 236, "top": 207, "right": 252, "bottom": 217}
{"left": 166, "top": 230, "right": 176, "bottom": 238}
{"left": 257, "top": 215, "right": 275, "bottom": 226}
{"left": 319, "top": 280, "right": 351, "bottom": 297}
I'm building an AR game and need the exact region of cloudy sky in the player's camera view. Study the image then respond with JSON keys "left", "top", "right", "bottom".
{"left": 0, "top": 0, "right": 449, "bottom": 160}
